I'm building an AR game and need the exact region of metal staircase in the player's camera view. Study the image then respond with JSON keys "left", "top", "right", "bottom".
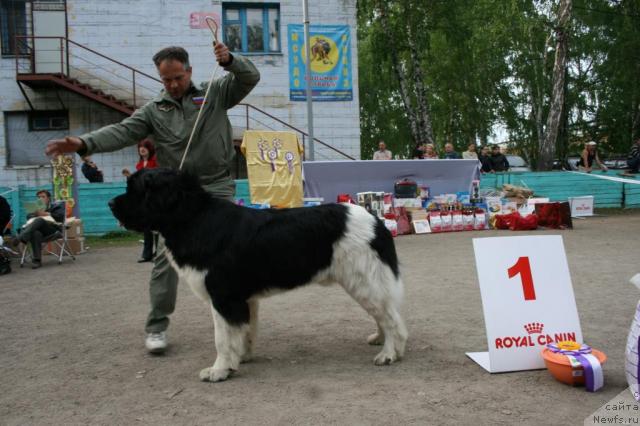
{"left": 14, "top": 36, "right": 355, "bottom": 160}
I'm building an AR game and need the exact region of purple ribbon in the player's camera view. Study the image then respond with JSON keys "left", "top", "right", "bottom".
{"left": 637, "top": 335, "right": 640, "bottom": 393}
{"left": 547, "top": 343, "right": 601, "bottom": 392}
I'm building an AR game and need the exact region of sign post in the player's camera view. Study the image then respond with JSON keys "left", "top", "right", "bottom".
{"left": 467, "top": 235, "right": 583, "bottom": 372}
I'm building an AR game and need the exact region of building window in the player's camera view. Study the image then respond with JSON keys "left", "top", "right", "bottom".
{"left": 223, "top": 3, "right": 280, "bottom": 54}
{"left": 0, "top": 0, "right": 27, "bottom": 56}
{"left": 29, "top": 110, "right": 69, "bottom": 131}
{"left": 5, "top": 111, "right": 69, "bottom": 166}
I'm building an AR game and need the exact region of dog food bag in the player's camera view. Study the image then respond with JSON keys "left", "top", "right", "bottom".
{"left": 463, "top": 210, "right": 475, "bottom": 231}
{"left": 625, "top": 273, "right": 640, "bottom": 401}
{"left": 429, "top": 211, "right": 442, "bottom": 233}
{"left": 474, "top": 209, "right": 487, "bottom": 230}
{"left": 384, "top": 219, "right": 398, "bottom": 237}
{"left": 451, "top": 210, "right": 464, "bottom": 232}
{"left": 440, "top": 211, "right": 452, "bottom": 232}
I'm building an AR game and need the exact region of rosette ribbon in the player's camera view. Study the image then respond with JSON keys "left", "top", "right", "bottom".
{"left": 547, "top": 342, "right": 603, "bottom": 392}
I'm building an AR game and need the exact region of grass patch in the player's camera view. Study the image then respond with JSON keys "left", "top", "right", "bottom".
{"left": 85, "top": 231, "right": 142, "bottom": 248}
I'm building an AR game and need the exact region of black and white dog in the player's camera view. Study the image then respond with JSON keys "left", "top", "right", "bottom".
{"left": 109, "top": 168, "right": 407, "bottom": 382}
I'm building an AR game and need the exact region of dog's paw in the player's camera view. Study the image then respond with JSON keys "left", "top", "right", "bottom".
{"left": 373, "top": 350, "right": 397, "bottom": 366}
{"left": 240, "top": 352, "right": 253, "bottom": 364}
{"left": 199, "top": 366, "right": 233, "bottom": 382}
{"left": 367, "top": 332, "right": 384, "bottom": 346}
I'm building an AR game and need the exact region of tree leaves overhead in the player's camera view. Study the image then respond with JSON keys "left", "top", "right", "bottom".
{"left": 357, "top": 0, "right": 640, "bottom": 167}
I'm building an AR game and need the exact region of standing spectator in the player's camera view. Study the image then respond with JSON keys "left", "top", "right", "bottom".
{"left": 478, "top": 146, "right": 493, "bottom": 173}
{"left": 411, "top": 142, "right": 424, "bottom": 159}
{"left": 577, "top": 141, "right": 608, "bottom": 173}
{"left": 627, "top": 138, "right": 640, "bottom": 174}
{"left": 462, "top": 143, "right": 478, "bottom": 159}
{"left": 443, "top": 143, "right": 461, "bottom": 159}
{"left": 81, "top": 156, "right": 104, "bottom": 183}
{"left": 423, "top": 143, "right": 438, "bottom": 159}
{"left": 489, "top": 145, "right": 509, "bottom": 172}
{"left": 373, "top": 141, "right": 393, "bottom": 160}
{"left": 123, "top": 139, "right": 159, "bottom": 263}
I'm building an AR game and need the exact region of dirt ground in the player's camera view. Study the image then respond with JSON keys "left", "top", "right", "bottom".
{"left": 1, "top": 211, "right": 640, "bottom": 426}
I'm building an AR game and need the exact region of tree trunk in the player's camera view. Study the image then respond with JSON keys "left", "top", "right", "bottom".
{"left": 539, "top": 0, "right": 572, "bottom": 170}
{"left": 407, "top": 28, "right": 435, "bottom": 145}
{"left": 376, "top": 1, "right": 423, "bottom": 146}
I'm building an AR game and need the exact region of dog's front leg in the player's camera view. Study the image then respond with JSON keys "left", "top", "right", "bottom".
{"left": 241, "top": 299, "right": 259, "bottom": 363}
{"left": 200, "top": 305, "right": 247, "bottom": 382}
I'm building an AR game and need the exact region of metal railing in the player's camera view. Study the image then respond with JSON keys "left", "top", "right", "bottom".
{"left": 232, "top": 103, "right": 355, "bottom": 160}
{"left": 15, "top": 36, "right": 161, "bottom": 108}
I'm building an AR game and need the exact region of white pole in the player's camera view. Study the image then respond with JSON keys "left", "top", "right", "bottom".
{"left": 302, "top": 0, "right": 315, "bottom": 161}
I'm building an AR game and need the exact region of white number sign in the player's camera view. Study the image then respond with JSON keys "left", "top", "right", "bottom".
{"left": 467, "top": 235, "right": 583, "bottom": 373}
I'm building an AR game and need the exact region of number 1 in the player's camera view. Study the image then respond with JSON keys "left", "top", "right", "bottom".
{"left": 508, "top": 256, "right": 536, "bottom": 301}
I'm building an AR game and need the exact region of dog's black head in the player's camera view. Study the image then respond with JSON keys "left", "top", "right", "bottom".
{"left": 109, "top": 168, "right": 204, "bottom": 233}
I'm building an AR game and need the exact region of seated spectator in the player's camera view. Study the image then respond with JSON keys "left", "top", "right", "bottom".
{"left": 423, "top": 144, "right": 438, "bottom": 159}
{"left": 478, "top": 146, "right": 493, "bottom": 173}
{"left": 443, "top": 143, "right": 461, "bottom": 159}
{"left": 411, "top": 143, "right": 424, "bottom": 159}
{"left": 462, "top": 143, "right": 479, "bottom": 159}
{"left": 18, "top": 190, "right": 64, "bottom": 269}
{"left": 81, "top": 156, "right": 104, "bottom": 183}
{"left": 373, "top": 141, "right": 393, "bottom": 160}
{"left": 627, "top": 138, "right": 640, "bottom": 174}
{"left": 577, "top": 141, "right": 608, "bottom": 173}
{"left": 489, "top": 145, "right": 509, "bottom": 172}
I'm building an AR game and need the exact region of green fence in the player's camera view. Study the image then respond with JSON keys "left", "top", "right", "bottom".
{"left": 480, "top": 171, "right": 639, "bottom": 208}
{"left": 2, "top": 179, "right": 250, "bottom": 236}
{"left": 3, "top": 171, "right": 638, "bottom": 236}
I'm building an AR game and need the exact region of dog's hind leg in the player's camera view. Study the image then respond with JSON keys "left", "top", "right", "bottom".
{"left": 340, "top": 268, "right": 408, "bottom": 366}
{"left": 199, "top": 302, "right": 250, "bottom": 383}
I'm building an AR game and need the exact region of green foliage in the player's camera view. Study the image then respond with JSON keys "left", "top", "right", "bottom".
{"left": 357, "top": 0, "right": 640, "bottom": 166}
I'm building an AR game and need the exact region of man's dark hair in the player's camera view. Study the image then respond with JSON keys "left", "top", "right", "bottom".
{"left": 36, "top": 190, "right": 51, "bottom": 199}
{"left": 152, "top": 46, "right": 190, "bottom": 68}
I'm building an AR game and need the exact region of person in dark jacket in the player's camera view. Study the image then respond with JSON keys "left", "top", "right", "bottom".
{"left": 81, "top": 156, "right": 104, "bottom": 183}
{"left": 627, "top": 138, "right": 640, "bottom": 173}
{"left": 489, "top": 145, "right": 509, "bottom": 172}
{"left": 0, "top": 195, "right": 10, "bottom": 234}
{"left": 478, "top": 146, "right": 493, "bottom": 173}
{"left": 18, "top": 190, "right": 64, "bottom": 269}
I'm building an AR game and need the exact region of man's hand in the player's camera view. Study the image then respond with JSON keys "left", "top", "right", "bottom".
{"left": 214, "top": 41, "right": 231, "bottom": 65}
{"left": 46, "top": 136, "right": 84, "bottom": 158}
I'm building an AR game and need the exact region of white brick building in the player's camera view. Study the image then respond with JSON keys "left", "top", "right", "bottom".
{"left": 0, "top": 0, "right": 360, "bottom": 188}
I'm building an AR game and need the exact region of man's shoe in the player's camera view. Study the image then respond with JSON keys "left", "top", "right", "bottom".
{"left": 145, "top": 332, "right": 167, "bottom": 354}
{"left": 31, "top": 260, "right": 42, "bottom": 269}
{"left": 137, "top": 257, "right": 152, "bottom": 263}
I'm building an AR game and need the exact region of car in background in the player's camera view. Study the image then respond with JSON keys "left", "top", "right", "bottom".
{"left": 603, "top": 156, "right": 628, "bottom": 170}
{"left": 506, "top": 155, "right": 531, "bottom": 172}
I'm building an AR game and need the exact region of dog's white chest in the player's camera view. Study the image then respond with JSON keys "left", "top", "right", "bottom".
{"left": 165, "top": 248, "right": 210, "bottom": 302}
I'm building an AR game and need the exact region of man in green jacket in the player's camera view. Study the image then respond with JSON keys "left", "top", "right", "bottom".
{"left": 46, "top": 42, "right": 260, "bottom": 353}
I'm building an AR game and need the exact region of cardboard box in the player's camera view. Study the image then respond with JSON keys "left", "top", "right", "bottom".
{"left": 357, "top": 192, "right": 385, "bottom": 217}
{"left": 66, "top": 237, "right": 86, "bottom": 255}
{"left": 568, "top": 196, "right": 594, "bottom": 217}
{"left": 65, "top": 218, "right": 84, "bottom": 239}
{"left": 393, "top": 197, "right": 422, "bottom": 208}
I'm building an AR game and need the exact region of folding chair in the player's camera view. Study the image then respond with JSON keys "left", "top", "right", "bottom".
{"left": 20, "top": 202, "right": 76, "bottom": 267}
{"left": 0, "top": 214, "right": 19, "bottom": 257}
